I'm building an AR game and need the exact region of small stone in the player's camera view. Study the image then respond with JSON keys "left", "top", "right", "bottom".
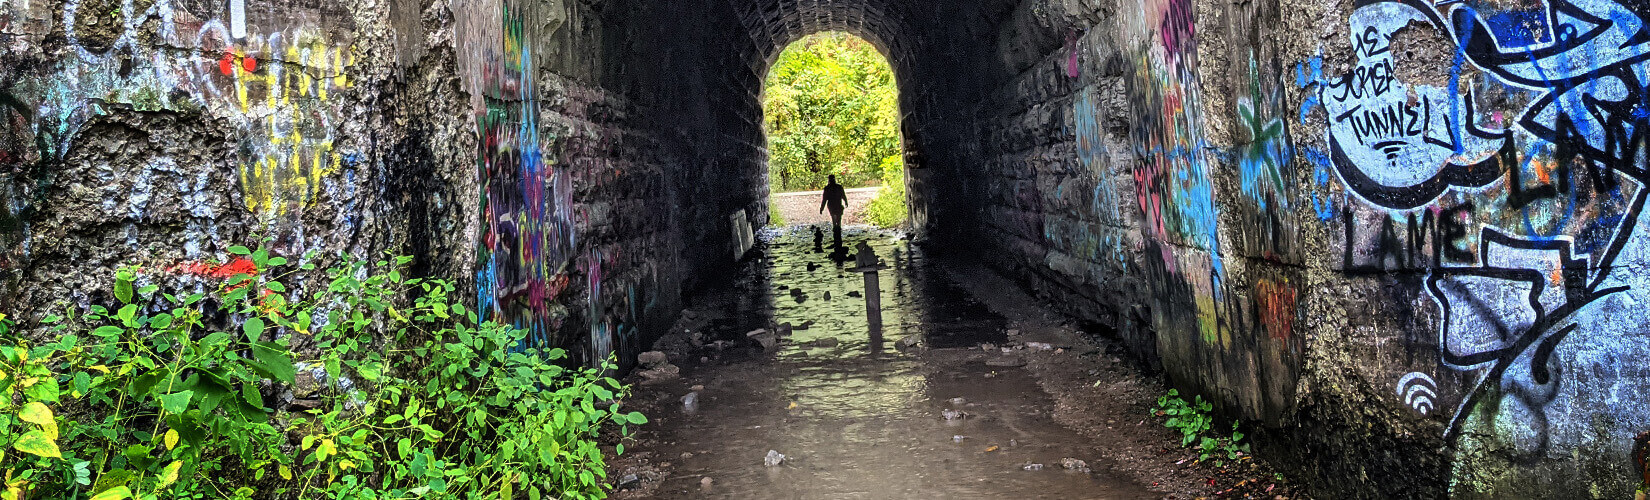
{"left": 776, "top": 322, "right": 794, "bottom": 337}
{"left": 897, "top": 336, "right": 921, "bottom": 348}
{"left": 764, "top": 450, "right": 786, "bottom": 467}
{"left": 952, "top": 435, "right": 968, "bottom": 443}
{"left": 1022, "top": 463, "right": 1044, "bottom": 471}
{"left": 638, "top": 363, "right": 681, "bottom": 384}
{"left": 980, "top": 343, "right": 996, "bottom": 352}
{"left": 691, "top": 385, "right": 705, "bottom": 392}
{"left": 701, "top": 477, "right": 714, "bottom": 489}
{"left": 812, "top": 337, "right": 840, "bottom": 348}
{"left": 1061, "top": 458, "right": 1090, "bottom": 472}
{"left": 847, "top": 291, "right": 862, "bottom": 298}
{"left": 682, "top": 452, "right": 695, "bottom": 459}
{"left": 681, "top": 391, "right": 700, "bottom": 407}
{"left": 942, "top": 409, "right": 963, "bottom": 420}
{"left": 949, "top": 397, "right": 966, "bottom": 406}
{"left": 823, "top": 291, "right": 832, "bottom": 300}
{"left": 619, "top": 473, "right": 640, "bottom": 486}
{"left": 638, "top": 351, "right": 669, "bottom": 368}
{"left": 1006, "top": 329, "right": 1020, "bottom": 336}
{"left": 1026, "top": 342, "right": 1054, "bottom": 351}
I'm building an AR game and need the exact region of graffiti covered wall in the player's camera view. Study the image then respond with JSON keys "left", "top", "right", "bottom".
{"left": 0, "top": 0, "right": 699, "bottom": 371}
{"left": 979, "top": 0, "right": 1650, "bottom": 495}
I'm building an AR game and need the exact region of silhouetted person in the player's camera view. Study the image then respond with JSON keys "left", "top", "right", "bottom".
{"left": 819, "top": 175, "right": 848, "bottom": 248}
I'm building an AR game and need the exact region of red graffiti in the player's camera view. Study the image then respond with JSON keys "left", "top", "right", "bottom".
{"left": 169, "top": 257, "right": 258, "bottom": 279}
{"left": 1254, "top": 278, "right": 1298, "bottom": 340}
{"left": 219, "top": 53, "right": 257, "bottom": 75}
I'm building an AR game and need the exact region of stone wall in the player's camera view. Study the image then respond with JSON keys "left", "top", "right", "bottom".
{"left": 975, "top": 0, "right": 1650, "bottom": 497}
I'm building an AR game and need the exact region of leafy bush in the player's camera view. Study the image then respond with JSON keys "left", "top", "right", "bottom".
{"left": 1154, "top": 389, "right": 1248, "bottom": 466}
{"left": 864, "top": 155, "right": 907, "bottom": 228}
{"left": 764, "top": 32, "right": 901, "bottom": 192}
{"left": 1, "top": 247, "right": 642, "bottom": 499}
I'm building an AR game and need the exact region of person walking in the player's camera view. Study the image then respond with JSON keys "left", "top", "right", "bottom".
{"left": 819, "top": 175, "right": 849, "bottom": 248}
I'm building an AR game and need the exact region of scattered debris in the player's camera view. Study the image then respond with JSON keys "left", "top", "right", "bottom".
{"left": 1022, "top": 463, "right": 1044, "bottom": 471}
{"left": 764, "top": 450, "right": 786, "bottom": 467}
{"left": 1025, "top": 342, "right": 1055, "bottom": 351}
{"left": 953, "top": 435, "right": 968, "bottom": 443}
{"left": 985, "top": 446, "right": 1000, "bottom": 452}
{"left": 942, "top": 409, "right": 964, "bottom": 420}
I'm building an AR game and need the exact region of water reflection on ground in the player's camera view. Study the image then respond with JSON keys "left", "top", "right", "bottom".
{"left": 626, "top": 226, "right": 1155, "bottom": 499}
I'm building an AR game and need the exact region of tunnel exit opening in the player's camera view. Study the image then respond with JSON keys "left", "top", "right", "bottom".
{"left": 760, "top": 31, "right": 908, "bottom": 232}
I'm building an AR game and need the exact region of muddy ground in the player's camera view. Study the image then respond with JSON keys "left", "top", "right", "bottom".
{"left": 603, "top": 226, "right": 1307, "bottom": 499}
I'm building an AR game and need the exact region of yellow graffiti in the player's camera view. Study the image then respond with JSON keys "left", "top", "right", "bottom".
{"left": 227, "top": 31, "right": 355, "bottom": 215}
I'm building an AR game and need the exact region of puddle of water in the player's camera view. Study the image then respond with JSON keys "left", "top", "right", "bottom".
{"left": 634, "top": 226, "right": 1155, "bottom": 499}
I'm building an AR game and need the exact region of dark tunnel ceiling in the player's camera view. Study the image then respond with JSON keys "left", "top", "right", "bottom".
{"left": 729, "top": 0, "right": 1025, "bottom": 67}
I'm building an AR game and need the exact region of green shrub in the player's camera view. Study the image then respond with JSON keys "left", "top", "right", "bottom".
{"left": 865, "top": 155, "right": 907, "bottom": 228}
{"left": 768, "top": 194, "right": 787, "bottom": 227}
{"left": 1, "top": 247, "right": 642, "bottom": 499}
{"left": 1154, "top": 389, "right": 1248, "bottom": 466}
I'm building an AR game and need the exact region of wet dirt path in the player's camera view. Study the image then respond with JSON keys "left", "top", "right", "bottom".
{"left": 613, "top": 227, "right": 1156, "bottom": 499}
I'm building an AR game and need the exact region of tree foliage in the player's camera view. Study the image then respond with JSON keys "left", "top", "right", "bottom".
{"left": 764, "top": 32, "right": 902, "bottom": 193}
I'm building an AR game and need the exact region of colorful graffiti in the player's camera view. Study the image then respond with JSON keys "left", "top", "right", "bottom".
{"left": 1302, "top": 0, "right": 1650, "bottom": 494}
{"left": 468, "top": 0, "right": 580, "bottom": 352}
{"left": 6, "top": 0, "right": 355, "bottom": 217}
{"left": 1122, "top": 0, "right": 1226, "bottom": 349}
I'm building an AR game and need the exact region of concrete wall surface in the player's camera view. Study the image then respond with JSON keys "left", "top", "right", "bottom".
{"left": 975, "top": 0, "right": 1650, "bottom": 497}
{"left": 2, "top": 0, "right": 1648, "bottom": 496}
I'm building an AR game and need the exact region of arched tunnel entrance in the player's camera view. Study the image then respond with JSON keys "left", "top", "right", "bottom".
{"left": 4, "top": 0, "right": 1649, "bottom": 495}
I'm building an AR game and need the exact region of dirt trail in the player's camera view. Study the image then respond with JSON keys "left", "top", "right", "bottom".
{"left": 607, "top": 227, "right": 1302, "bottom": 499}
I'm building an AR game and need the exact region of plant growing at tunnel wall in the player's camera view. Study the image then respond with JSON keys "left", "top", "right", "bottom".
{"left": 2, "top": 248, "right": 643, "bottom": 498}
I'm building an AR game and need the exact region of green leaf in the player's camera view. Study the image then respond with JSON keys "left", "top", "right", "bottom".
{"left": 89, "top": 486, "right": 132, "bottom": 500}
{"left": 247, "top": 342, "right": 296, "bottom": 384}
{"left": 114, "top": 277, "right": 134, "bottom": 304}
{"left": 228, "top": 246, "right": 251, "bottom": 255}
{"left": 13, "top": 429, "right": 60, "bottom": 458}
{"left": 243, "top": 317, "right": 265, "bottom": 342}
{"left": 148, "top": 313, "right": 174, "bottom": 330}
{"left": 91, "top": 469, "right": 136, "bottom": 495}
{"left": 625, "top": 411, "right": 648, "bottom": 425}
{"left": 117, "top": 304, "right": 138, "bottom": 326}
{"left": 157, "top": 391, "right": 194, "bottom": 414}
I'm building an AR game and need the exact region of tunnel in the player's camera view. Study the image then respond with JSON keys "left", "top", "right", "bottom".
{"left": 4, "top": 0, "right": 1650, "bottom": 496}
